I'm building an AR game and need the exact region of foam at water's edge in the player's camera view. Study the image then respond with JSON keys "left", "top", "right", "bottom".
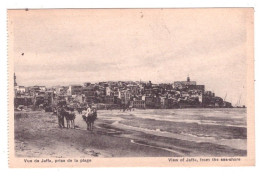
{"left": 98, "top": 109, "right": 246, "bottom": 128}
{"left": 112, "top": 120, "right": 247, "bottom": 151}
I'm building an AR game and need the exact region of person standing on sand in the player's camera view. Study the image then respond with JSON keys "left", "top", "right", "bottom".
{"left": 57, "top": 107, "right": 61, "bottom": 127}
{"left": 82, "top": 107, "right": 87, "bottom": 121}
{"left": 57, "top": 106, "right": 65, "bottom": 128}
{"left": 92, "top": 108, "right": 97, "bottom": 121}
{"left": 60, "top": 106, "right": 66, "bottom": 127}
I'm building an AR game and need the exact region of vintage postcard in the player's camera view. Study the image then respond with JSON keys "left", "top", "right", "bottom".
{"left": 8, "top": 8, "right": 254, "bottom": 167}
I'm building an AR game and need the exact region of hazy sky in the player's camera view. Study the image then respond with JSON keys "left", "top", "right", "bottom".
{"left": 9, "top": 9, "right": 252, "bottom": 105}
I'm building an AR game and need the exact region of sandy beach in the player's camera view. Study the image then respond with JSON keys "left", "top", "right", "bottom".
{"left": 14, "top": 109, "right": 247, "bottom": 158}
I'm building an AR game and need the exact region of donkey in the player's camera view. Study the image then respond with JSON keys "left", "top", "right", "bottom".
{"left": 61, "top": 108, "right": 76, "bottom": 129}
{"left": 85, "top": 110, "right": 97, "bottom": 131}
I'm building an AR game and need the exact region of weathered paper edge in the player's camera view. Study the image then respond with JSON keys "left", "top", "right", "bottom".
{"left": 7, "top": 8, "right": 255, "bottom": 168}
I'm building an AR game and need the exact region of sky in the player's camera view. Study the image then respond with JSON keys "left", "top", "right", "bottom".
{"left": 9, "top": 9, "right": 252, "bottom": 105}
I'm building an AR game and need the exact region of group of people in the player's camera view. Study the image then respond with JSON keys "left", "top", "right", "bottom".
{"left": 54, "top": 105, "right": 97, "bottom": 131}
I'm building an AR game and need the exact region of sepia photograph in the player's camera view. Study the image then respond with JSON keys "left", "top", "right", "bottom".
{"left": 7, "top": 8, "right": 254, "bottom": 167}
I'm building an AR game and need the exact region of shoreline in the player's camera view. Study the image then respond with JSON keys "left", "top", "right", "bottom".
{"left": 94, "top": 107, "right": 244, "bottom": 110}
{"left": 14, "top": 110, "right": 247, "bottom": 158}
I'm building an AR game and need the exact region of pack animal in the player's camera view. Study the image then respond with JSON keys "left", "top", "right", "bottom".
{"left": 61, "top": 108, "right": 76, "bottom": 129}
{"left": 85, "top": 111, "right": 97, "bottom": 131}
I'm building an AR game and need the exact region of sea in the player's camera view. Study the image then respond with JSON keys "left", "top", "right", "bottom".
{"left": 75, "top": 108, "right": 247, "bottom": 151}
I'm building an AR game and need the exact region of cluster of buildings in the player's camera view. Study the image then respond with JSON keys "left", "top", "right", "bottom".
{"left": 14, "top": 73, "right": 233, "bottom": 110}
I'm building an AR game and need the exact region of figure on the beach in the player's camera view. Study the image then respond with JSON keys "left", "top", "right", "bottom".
{"left": 120, "top": 104, "right": 133, "bottom": 112}
{"left": 57, "top": 106, "right": 65, "bottom": 128}
{"left": 61, "top": 106, "right": 76, "bottom": 129}
{"left": 82, "top": 107, "right": 97, "bottom": 131}
{"left": 88, "top": 108, "right": 97, "bottom": 131}
{"left": 82, "top": 105, "right": 91, "bottom": 121}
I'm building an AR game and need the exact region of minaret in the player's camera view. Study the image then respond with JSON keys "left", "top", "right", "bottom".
{"left": 14, "top": 73, "right": 17, "bottom": 86}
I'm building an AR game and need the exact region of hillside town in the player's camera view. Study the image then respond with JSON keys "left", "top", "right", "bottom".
{"left": 14, "top": 73, "right": 233, "bottom": 111}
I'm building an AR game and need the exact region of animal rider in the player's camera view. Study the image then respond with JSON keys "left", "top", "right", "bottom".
{"left": 82, "top": 105, "right": 91, "bottom": 121}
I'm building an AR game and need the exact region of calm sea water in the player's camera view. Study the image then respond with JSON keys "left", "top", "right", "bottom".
{"left": 76, "top": 108, "right": 247, "bottom": 151}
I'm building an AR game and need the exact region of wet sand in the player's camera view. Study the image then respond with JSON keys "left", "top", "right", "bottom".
{"left": 14, "top": 110, "right": 247, "bottom": 158}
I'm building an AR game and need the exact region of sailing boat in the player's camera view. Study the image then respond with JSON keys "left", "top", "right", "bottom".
{"left": 222, "top": 93, "right": 233, "bottom": 108}
{"left": 235, "top": 95, "right": 246, "bottom": 108}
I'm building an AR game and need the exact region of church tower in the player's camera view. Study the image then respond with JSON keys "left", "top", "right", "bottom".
{"left": 187, "top": 75, "right": 190, "bottom": 82}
